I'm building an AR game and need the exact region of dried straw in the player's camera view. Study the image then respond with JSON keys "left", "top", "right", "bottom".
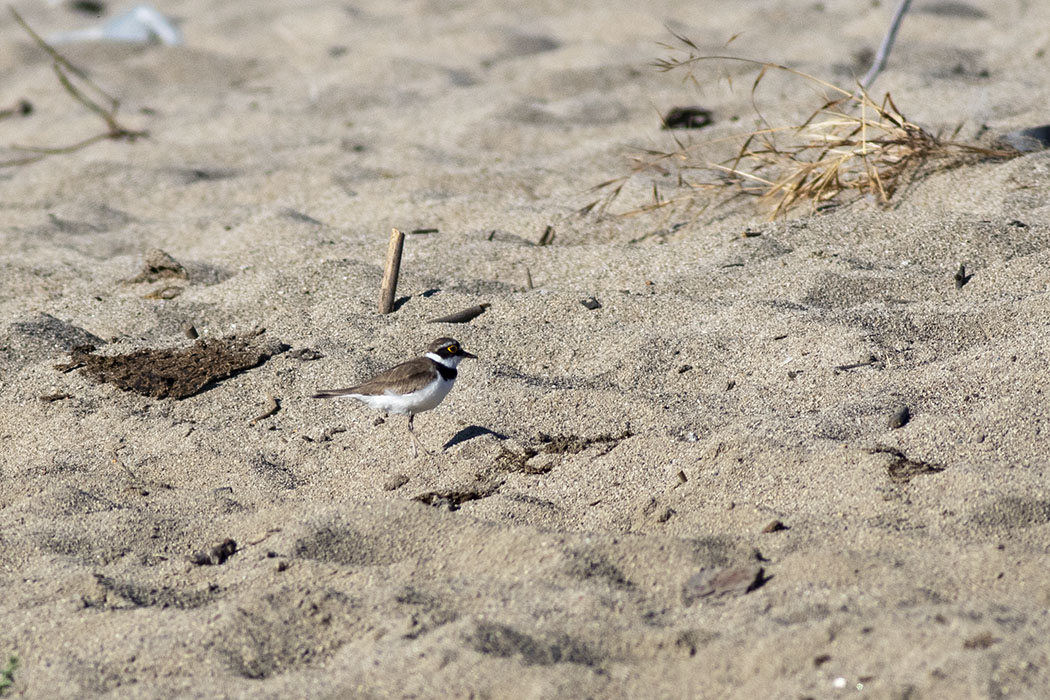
{"left": 585, "top": 32, "right": 1017, "bottom": 220}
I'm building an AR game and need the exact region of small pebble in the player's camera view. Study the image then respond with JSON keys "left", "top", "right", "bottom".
{"left": 580, "top": 297, "right": 602, "bottom": 310}
{"left": 661, "top": 106, "right": 713, "bottom": 130}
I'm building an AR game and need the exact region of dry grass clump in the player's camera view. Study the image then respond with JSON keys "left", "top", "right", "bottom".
{"left": 585, "top": 32, "right": 1018, "bottom": 220}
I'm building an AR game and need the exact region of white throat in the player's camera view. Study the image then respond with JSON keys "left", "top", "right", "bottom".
{"left": 426, "top": 352, "right": 463, "bottom": 369}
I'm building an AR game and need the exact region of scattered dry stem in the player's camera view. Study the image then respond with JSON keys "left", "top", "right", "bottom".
{"left": 1, "top": 7, "right": 147, "bottom": 168}
{"left": 585, "top": 32, "right": 1018, "bottom": 220}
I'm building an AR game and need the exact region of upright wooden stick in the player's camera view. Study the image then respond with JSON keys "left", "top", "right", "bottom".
{"left": 378, "top": 228, "right": 405, "bottom": 314}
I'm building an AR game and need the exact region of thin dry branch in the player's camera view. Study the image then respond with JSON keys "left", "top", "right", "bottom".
{"left": 1, "top": 7, "right": 148, "bottom": 168}
{"left": 860, "top": 0, "right": 913, "bottom": 90}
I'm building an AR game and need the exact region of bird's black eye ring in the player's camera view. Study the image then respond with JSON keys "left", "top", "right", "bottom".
{"left": 447, "top": 344, "right": 458, "bottom": 353}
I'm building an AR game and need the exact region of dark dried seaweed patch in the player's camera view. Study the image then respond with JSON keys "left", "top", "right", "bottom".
{"left": 538, "top": 429, "right": 632, "bottom": 455}
{"left": 494, "top": 430, "right": 633, "bottom": 475}
{"left": 55, "top": 331, "right": 288, "bottom": 399}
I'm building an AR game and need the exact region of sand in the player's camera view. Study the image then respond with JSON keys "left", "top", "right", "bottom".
{"left": 3, "top": 0, "right": 1050, "bottom": 697}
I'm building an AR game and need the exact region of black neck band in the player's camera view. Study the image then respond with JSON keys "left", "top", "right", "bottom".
{"left": 433, "top": 361, "right": 457, "bottom": 381}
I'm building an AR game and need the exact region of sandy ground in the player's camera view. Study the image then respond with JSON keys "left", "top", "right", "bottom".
{"left": 3, "top": 0, "right": 1050, "bottom": 697}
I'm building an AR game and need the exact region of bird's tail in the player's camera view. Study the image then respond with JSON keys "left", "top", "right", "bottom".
{"left": 312, "top": 389, "right": 355, "bottom": 399}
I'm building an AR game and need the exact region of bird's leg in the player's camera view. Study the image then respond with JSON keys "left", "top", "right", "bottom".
{"left": 407, "top": 414, "right": 434, "bottom": 457}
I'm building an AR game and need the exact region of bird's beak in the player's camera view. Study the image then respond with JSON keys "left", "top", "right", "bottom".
{"left": 460, "top": 349, "right": 477, "bottom": 359}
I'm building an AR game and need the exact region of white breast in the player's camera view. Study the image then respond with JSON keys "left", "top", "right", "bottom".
{"left": 349, "top": 375, "right": 455, "bottom": 415}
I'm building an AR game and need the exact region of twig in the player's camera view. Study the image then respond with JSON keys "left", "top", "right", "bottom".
{"left": 834, "top": 356, "right": 878, "bottom": 372}
{"left": 859, "top": 0, "right": 912, "bottom": 91}
{"left": 9, "top": 8, "right": 117, "bottom": 109}
{"left": 53, "top": 61, "right": 124, "bottom": 134}
{"left": 1, "top": 7, "right": 147, "bottom": 168}
{"left": 12, "top": 132, "right": 111, "bottom": 155}
{"left": 378, "top": 228, "right": 405, "bottom": 314}
{"left": 250, "top": 394, "right": 280, "bottom": 424}
{"left": 428, "top": 304, "right": 490, "bottom": 324}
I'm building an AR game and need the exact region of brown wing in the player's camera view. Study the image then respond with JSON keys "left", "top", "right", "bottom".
{"left": 313, "top": 357, "right": 435, "bottom": 398}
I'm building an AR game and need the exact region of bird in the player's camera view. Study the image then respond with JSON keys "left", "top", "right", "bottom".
{"left": 312, "top": 337, "right": 476, "bottom": 456}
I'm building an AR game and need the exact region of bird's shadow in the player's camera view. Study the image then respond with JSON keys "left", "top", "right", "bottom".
{"left": 443, "top": 425, "right": 508, "bottom": 450}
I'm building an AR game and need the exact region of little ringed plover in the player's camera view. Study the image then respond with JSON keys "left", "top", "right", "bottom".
{"left": 312, "top": 337, "right": 476, "bottom": 455}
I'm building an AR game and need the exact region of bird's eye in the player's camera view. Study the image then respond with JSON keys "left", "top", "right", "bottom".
{"left": 447, "top": 345, "right": 458, "bottom": 353}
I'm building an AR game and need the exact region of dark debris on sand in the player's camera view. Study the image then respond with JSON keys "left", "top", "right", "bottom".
{"left": 55, "top": 330, "right": 288, "bottom": 399}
